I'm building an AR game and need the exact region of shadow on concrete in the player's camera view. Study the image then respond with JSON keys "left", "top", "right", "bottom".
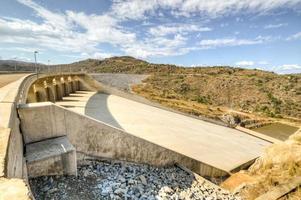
{"left": 75, "top": 91, "right": 89, "bottom": 94}
{"left": 84, "top": 93, "right": 124, "bottom": 130}
{"left": 62, "top": 105, "right": 86, "bottom": 108}
{"left": 60, "top": 99, "right": 80, "bottom": 102}
{"left": 68, "top": 94, "right": 85, "bottom": 98}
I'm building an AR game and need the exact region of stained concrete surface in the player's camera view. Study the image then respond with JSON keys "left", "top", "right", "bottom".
{"left": 56, "top": 91, "right": 271, "bottom": 173}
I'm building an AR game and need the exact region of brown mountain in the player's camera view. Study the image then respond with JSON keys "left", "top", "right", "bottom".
{"left": 62, "top": 56, "right": 301, "bottom": 122}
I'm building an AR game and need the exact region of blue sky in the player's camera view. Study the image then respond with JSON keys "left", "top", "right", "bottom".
{"left": 0, "top": 0, "right": 301, "bottom": 73}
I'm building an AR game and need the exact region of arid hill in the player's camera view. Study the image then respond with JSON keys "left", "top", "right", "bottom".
{"left": 0, "top": 60, "right": 45, "bottom": 72}
{"left": 5, "top": 56, "right": 299, "bottom": 125}
{"left": 62, "top": 56, "right": 301, "bottom": 124}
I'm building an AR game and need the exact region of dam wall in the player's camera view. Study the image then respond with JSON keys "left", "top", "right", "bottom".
{"left": 18, "top": 102, "right": 228, "bottom": 178}
{"left": 0, "top": 73, "right": 91, "bottom": 198}
{"left": 0, "top": 72, "right": 273, "bottom": 198}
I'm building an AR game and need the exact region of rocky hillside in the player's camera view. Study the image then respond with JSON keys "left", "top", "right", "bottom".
{"left": 63, "top": 56, "right": 301, "bottom": 123}
{"left": 133, "top": 69, "right": 301, "bottom": 121}
{"left": 0, "top": 60, "right": 45, "bottom": 72}
{"left": 8, "top": 56, "right": 299, "bottom": 124}
{"left": 56, "top": 56, "right": 183, "bottom": 74}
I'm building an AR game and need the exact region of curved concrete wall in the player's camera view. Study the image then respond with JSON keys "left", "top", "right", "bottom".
{"left": 0, "top": 73, "right": 90, "bottom": 198}
{"left": 25, "top": 75, "right": 87, "bottom": 104}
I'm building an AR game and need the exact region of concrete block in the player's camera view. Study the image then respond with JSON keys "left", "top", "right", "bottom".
{"left": 26, "top": 136, "right": 77, "bottom": 177}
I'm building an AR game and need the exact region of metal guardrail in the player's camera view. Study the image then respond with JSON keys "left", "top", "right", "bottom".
{"left": 0, "top": 65, "right": 87, "bottom": 75}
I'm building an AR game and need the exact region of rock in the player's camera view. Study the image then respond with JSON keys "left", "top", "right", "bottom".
{"left": 47, "top": 188, "right": 58, "bottom": 194}
{"left": 114, "top": 188, "right": 126, "bottom": 195}
{"left": 220, "top": 114, "right": 237, "bottom": 128}
{"left": 83, "top": 170, "right": 90, "bottom": 177}
{"left": 128, "top": 179, "right": 135, "bottom": 185}
{"left": 118, "top": 175, "right": 126, "bottom": 183}
{"left": 161, "top": 186, "right": 174, "bottom": 194}
{"left": 139, "top": 175, "right": 147, "bottom": 185}
{"left": 179, "top": 191, "right": 188, "bottom": 199}
{"left": 48, "top": 177, "right": 53, "bottom": 184}
{"left": 101, "top": 186, "right": 112, "bottom": 196}
{"left": 41, "top": 184, "right": 51, "bottom": 192}
{"left": 29, "top": 160, "right": 240, "bottom": 200}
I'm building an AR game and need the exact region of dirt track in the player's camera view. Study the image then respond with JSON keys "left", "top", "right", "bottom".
{"left": 0, "top": 74, "right": 28, "bottom": 88}
{"left": 90, "top": 73, "right": 148, "bottom": 92}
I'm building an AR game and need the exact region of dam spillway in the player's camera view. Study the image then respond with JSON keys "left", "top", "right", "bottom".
{"left": 0, "top": 73, "right": 275, "bottom": 199}
{"left": 55, "top": 90, "right": 271, "bottom": 175}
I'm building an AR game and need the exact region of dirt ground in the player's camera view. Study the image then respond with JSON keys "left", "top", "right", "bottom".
{"left": 90, "top": 73, "right": 148, "bottom": 92}
{"left": 0, "top": 73, "right": 28, "bottom": 88}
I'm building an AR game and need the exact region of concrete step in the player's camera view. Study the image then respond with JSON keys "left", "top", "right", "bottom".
{"left": 26, "top": 136, "right": 77, "bottom": 177}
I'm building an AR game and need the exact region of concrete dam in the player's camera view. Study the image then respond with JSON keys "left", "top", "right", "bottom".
{"left": 0, "top": 73, "right": 275, "bottom": 199}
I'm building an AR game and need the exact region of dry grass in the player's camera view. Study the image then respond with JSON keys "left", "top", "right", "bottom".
{"left": 0, "top": 74, "right": 28, "bottom": 88}
{"left": 60, "top": 56, "right": 301, "bottom": 124}
{"left": 132, "top": 73, "right": 301, "bottom": 127}
{"left": 132, "top": 84, "right": 227, "bottom": 120}
{"left": 237, "top": 129, "right": 301, "bottom": 199}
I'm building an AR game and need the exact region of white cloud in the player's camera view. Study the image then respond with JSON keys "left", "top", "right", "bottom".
{"left": 287, "top": 31, "right": 301, "bottom": 40}
{"left": 1, "top": 0, "right": 299, "bottom": 61}
{"left": 264, "top": 23, "right": 287, "bottom": 29}
{"left": 235, "top": 61, "right": 255, "bottom": 66}
{"left": 0, "top": 46, "right": 42, "bottom": 53}
{"left": 220, "top": 23, "right": 228, "bottom": 28}
{"left": 17, "top": 0, "right": 70, "bottom": 29}
{"left": 0, "top": 0, "right": 136, "bottom": 56}
{"left": 0, "top": 0, "right": 202, "bottom": 59}
{"left": 111, "top": 0, "right": 301, "bottom": 20}
{"left": 199, "top": 36, "right": 272, "bottom": 49}
{"left": 149, "top": 24, "right": 211, "bottom": 37}
{"left": 66, "top": 11, "right": 136, "bottom": 45}
{"left": 277, "top": 64, "right": 301, "bottom": 70}
{"left": 258, "top": 61, "right": 269, "bottom": 65}
{"left": 274, "top": 64, "right": 301, "bottom": 74}
{"left": 122, "top": 34, "right": 188, "bottom": 58}
{"left": 81, "top": 52, "right": 113, "bottom": 60}
{"left": 110, "top": 0, "right": 159, "bottom": 20}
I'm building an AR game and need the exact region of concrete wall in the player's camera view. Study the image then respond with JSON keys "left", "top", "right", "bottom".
{"left": 0, "top": 73, "right": 87, "bottom": 198}
{"left": 18, "top": 102, "right": 228, "bottom": 177}
{"left": 26, "top": 75, "right": 85, "bottom": 104}
{"left": 0, "top": 75, "right": 31, "bottom": 199}
{"left": 0, "top": 76, "right": 28, "bottom": 179}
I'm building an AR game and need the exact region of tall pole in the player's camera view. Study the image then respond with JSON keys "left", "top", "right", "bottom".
{"left": 14, "top": 57, "right": 17, "bottom": 72}
{"left": 48, "top": 59, "right": 50, "bottom": 73}
{"left": 34, "top": 51, "right": 38, "bottom": 77}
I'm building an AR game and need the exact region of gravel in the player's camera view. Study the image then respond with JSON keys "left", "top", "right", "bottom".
{"left": 30, "top": 160, "right": 240, "bottom": 200}
{"left": 90, "top": 73, "right": 148, "bottom": 92}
